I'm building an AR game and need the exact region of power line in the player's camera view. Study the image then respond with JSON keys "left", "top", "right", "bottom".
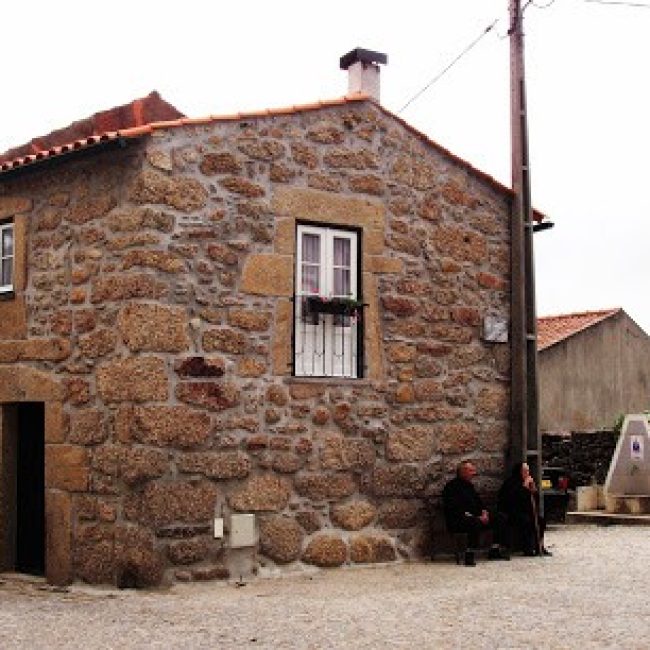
{"left": 398, "top": 19, "right": 499, "bottom": 114}
{"left": 522, "top": 0, "right": 556, "bottom": 11}
{"left": 530, "top": 0, "right": 557, "bottom": 8}
{"left": 585, "top": 0, "right": 650, "bottom": 7}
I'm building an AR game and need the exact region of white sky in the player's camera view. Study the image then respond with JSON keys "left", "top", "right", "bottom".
{"left": 2, "top": 0, "right": 649, "bottom": 331}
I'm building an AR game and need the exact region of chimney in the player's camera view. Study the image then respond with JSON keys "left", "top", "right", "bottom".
{"left": 339, "top": 47, "right": 388, "bottom": 102}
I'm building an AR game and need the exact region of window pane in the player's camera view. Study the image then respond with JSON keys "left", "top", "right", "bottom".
{"left": 302, "top": 233, "right": 320, "bottom": 263}
{"left": 1, "top": 228, "right": 13, "bottom": 258}
{"left": 333, "top": 237, "right": 350, "bottom": 266}
{"left": 1, "top": 260, "right": 11, "bottom": 286}
{"left": 301, "top": 265, "right": 320, "bottom": 294}
{"left": 333, "top": 268, "right": 350, "bottom": 296}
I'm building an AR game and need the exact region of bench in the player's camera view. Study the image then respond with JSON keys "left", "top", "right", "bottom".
{"left": 425, "top": 498, "right": 494, "bottom": 563}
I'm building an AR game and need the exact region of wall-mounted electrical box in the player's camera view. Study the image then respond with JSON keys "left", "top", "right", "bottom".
{"left": 213, "top": 517, "right": 224, "bottom": 539}
{"left": 230, "top": 513, "right": 256, "bottom": 548}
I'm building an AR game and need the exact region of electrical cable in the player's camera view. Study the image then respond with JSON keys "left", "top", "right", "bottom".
{"left": 397, "top": 19, "right": 499, "bottom": 114}
{"left": 585, "top": 0, "right": 650, "bottom": 7}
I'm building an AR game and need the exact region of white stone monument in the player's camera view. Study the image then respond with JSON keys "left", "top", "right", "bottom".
{"left": 604, "top": 414, "right": 650, "bottom": 514}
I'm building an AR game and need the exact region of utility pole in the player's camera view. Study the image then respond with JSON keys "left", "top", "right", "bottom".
{"left": 509, "top": 0, "right": 541, "bottom": 485}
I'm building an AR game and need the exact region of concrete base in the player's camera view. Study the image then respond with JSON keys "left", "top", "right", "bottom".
{"left": 576, "top": 486, "right": 598, "bottom": 511}
{"left": 575, "top": 485, "right": 607, "bottom": 511}
{"left": 605, "top": 494, "right": 650, "bottom": 515}
{"left": 566, "top": 510, "right": 650, "bottom": 526}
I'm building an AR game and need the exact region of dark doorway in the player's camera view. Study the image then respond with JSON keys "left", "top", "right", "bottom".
{"left": 15, "top": 403, "right": 45, "bottom": 575}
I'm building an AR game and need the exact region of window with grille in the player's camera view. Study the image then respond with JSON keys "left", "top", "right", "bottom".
{"left": 294, "top": 224, "right": 362, "bottom": 378}
{"left": 0, "top": 222, "right": 14, "bottom": 294}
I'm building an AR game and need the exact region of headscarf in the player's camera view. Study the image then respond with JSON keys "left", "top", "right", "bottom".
{"left": 498, "top": 462, "right": 528, "bottom": 514}
{"left": 509, "top": 462, "right": 525, "bottom": 481}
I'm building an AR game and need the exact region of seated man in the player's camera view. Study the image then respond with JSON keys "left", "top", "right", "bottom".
{"left": 442, "top": 460, "right": 509, "bottom": 566}
{"left": 498, "top": 462, "right": 552, "bottom": 557}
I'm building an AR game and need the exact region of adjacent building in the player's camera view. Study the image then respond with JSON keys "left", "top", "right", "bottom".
{"left": 538, "top": 308, "right": 650, "bottom": 433}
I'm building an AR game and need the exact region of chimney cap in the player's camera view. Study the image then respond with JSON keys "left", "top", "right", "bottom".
{"left": 339, "top": 48, "right": 388, "bottom": 71}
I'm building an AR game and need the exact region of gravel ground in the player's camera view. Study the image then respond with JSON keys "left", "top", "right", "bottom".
{"left": 1, "top": 524, "right": 649, "bottom": 649}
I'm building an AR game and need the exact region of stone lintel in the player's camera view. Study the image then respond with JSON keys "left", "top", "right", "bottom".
{"left": 0, "top": 197, "right": 32, "bottom": 220}
{"left": 272, "top": 187, "right": 384, "bottom": 229}
{"left": 0, "top": 366, "right": 64, "bottom": 403}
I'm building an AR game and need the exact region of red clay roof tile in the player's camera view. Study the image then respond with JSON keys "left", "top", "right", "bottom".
{"left": 240, "top": 109, "right": 274, "bottom": 118}
{"left": 537, "top": 308, "right": 621, "bottom": 351}
{"left": 208, "top": 113, "right": 243, "bottom": 121}
{"left": 267, "top": 106, "right": 297, "bottom": 115}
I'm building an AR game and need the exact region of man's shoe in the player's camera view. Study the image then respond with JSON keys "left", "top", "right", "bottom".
{"left": 488, "top": 546, "right": 510, "bottom": 561}
{"left": 464, "top": 551, "right": 476, "bottom": 566}
{"left": 541, "top": 547, "right": 553, "bottom": 557}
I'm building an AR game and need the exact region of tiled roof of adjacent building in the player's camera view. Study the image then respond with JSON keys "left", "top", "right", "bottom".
{"left": 0, "top": 91, "right": 184, "bottom": 167}
{"left": 0, "top": 90, "right": 545, "bottom": 221}
{"left": 537, "top": 308, "right": 622, "bottom": 351}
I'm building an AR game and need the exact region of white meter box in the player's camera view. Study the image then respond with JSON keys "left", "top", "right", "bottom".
{"left": 230, "top": 514, "right": 256, "bottom": 548}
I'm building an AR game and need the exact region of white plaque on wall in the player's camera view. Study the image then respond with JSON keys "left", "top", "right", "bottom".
{"left": 483, "top": 315, "right": 508, "bottom": 343}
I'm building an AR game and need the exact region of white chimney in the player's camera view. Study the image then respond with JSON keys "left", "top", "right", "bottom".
{"left": 340, "top": 48, "right": 388, "bottom": 103}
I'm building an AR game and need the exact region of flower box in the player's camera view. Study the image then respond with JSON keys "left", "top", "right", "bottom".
{"left": 305, "top": 296, "right": 363, "bottom": 316}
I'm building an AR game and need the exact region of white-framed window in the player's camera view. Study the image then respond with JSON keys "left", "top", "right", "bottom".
{"left": 0, "top": 222, "right": 14, "bottom": 294}
{"left": 294, "top": 224, "right": 361, "bottom": 378}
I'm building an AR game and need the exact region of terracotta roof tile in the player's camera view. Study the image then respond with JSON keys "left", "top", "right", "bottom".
{"left": 117, "top": 125, "right": 150, "bottom": 137}
{"left": 179, "top": 117, "right": 216, "bottom": 126}
{"left": 0, "top": 91, "right": 547, "bottom": 220}
{"left": 537, "top": 308, "right": 621, "bottom": 351}
{"left": 206, "top": 113, "right": 242, "bottom": 121}
{"left": 240, "top": 109, "right": 274, "bottom": 118}
{"left": 267, "top": 106, "right": 298, "bottom": 116}
{"left": 0, "top": 133, "right": 123, "bottom": 172}
{"left": 0, "top": 91, "right": 183, "bottom": 168}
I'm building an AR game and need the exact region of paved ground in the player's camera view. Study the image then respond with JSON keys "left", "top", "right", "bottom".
{"left": 1, "top": 524, "right": 649, "bottom": 649}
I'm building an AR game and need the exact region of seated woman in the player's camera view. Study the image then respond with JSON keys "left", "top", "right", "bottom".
{"left": 498, "top": 462, "right": 552, "bottom": 557}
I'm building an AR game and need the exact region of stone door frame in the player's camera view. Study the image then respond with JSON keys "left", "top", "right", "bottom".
{"left": 0, "top": 365, "right": 72, "bottom": 585}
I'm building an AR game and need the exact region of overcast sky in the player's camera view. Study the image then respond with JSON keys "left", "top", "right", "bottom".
{"left": 2, "top": 0, "right": 649, "bottom": 332}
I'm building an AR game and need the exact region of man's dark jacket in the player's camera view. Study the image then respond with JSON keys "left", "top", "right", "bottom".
{"left": 442, "top": 476, "right": 484, "bottom": 531}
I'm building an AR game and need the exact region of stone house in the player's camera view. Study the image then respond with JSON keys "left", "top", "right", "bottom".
{"left": 538, "top": 308, "right": 650, "bottom": 433}
{"left": 0, "top": 53, "right": 525, "bottom": 586}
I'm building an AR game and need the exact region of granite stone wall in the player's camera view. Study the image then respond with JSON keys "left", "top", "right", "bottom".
{"left": 0, "top": 100, "right": 513, "bottom": 585}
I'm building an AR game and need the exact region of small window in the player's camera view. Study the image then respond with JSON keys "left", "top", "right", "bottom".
{"left": 0, "top": 222, "right": 14, "bottom": 293}
{"left": 294, "top": 224, "right": 362, "bottom": 378}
